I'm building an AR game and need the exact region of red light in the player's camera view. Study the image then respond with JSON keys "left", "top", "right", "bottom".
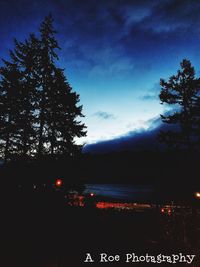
{"left": 90, "top": 193, "right": 94, "bottom": 197}
{"left": 195, "top": 192, "right": 200, "bottom": 198}
{"left": 161, "top": 208, "right": 165, "bottom": 213}
{"left": 55, "top": 179, "right": 63, "bottom": 187}
{"left": 168, "top": 208, "right": 171, "bottom": 214}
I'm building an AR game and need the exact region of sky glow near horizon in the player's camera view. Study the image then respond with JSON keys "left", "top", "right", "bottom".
{"left": 1, "top": 0, "right": 200, "bottom": 145}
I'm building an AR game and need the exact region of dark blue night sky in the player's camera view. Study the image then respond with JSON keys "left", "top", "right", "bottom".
{"left": 1, "top": 0, "right": 200, "bottom": 149}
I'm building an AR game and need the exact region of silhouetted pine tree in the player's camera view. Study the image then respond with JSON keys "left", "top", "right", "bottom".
{"left": 10, "top": 35, "right": 40, "bottom": 157}
{"left": 0, "top": 59, "right": 24, "bottom": 161}
{"left": 45, "top": 68, "right": 86, "bottom": 156}
{"left": 36, "top": 15, "right": 60, "bottom": 156}
{"left": 159, "top": 59, "right": 199, "bottom": 150}
{"left": 0, "top": 35, "right": 39, "bottom": 161}
{"left": 36, "top": 15, "right": 86, "bottom": 157}
{"left": 0, "top": 76, "right": 6, "bottom": 159}
{"left": 0, "top": 15, "right": 87, "bottom": 161}
{"left": 192, "top": 83, "right": 200, "bottom": 148}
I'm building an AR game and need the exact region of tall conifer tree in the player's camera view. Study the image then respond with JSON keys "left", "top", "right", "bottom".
{"left": 0, "top": 15, "right": 87, "bottom": 161}
{"left": 0, "top": 59, "right": 23, "bottom": 161}
{"left": 36, "top": 15, "right": 86, "bottom": 157}
{"left": 159, "top": 59, "right": 199, "bottom": 150}
{"left": 10, "top": 36, "right": 39, "bottom": 157}
{"left": 37, "top": 15, "right": 60, "bottom": 156}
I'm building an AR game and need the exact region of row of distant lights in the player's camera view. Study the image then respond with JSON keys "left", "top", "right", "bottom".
{"left": 21, "top": 180, "right": 200, "bottom": 207}
{"left": 19, "top": 179, "right": 63, "bottom": 190}
{"left": 33, "top": 179, "right": 95, "bottom": 198}
{"left": 55, "top": 179, "right": 95, "bottom": 199}
{"left": 52, "top": 179, "right": 95, "bottom": 200}
{"left": 160, "top": 192, "right": 200, "bottom": 215}
{"left": 37, "top": 179, "right": 63, "bottom": 188}
{"left": 54, "top": 184, "right": 200, "bottom": 201}
{"left": 20, "top": 178, "right": 95, "bottom": 197}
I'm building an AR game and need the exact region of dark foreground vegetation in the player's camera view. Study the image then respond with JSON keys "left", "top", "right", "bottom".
{"left": 1, "top": 149, "right": 200, "bottom": 189}
{"left": 1, "top": 190, "right": 200, "bottom": 267}
{"left": 1, "top": 148, "right": 200, "bottom": 266}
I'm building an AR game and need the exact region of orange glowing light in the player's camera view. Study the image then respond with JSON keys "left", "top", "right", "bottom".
{"left": 195, "top": 192, "right": 200, "bottom": 198}
{"left": 55, "top": 179, "right": 62, "bottom": 187}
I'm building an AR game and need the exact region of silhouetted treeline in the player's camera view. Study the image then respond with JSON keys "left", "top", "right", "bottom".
{"left": 0, "top": 15, "right": 86, "bottom": 162}
{"left": 1, "top": 150, "right": 200, "bottom": 192}
{"left": 159, "top": 59, "right": 200, "bottom": 151}
{"left": 81, "top": 151, "right": 200, "bottom": 188}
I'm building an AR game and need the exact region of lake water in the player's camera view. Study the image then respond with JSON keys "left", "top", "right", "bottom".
{"left": 84, "top": 184, "right": 155, "bottom": 201}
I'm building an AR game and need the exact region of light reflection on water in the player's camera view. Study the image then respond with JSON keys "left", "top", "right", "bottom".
{"left": 84, "top": 184, "right": 155, "bottom": 201}
{"left": 96, "top": 202, "right": 152, "bottom": 210}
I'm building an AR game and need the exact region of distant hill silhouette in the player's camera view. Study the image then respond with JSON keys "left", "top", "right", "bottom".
{"left": 83, "top": 117, "right": 178, "bottom": 154}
